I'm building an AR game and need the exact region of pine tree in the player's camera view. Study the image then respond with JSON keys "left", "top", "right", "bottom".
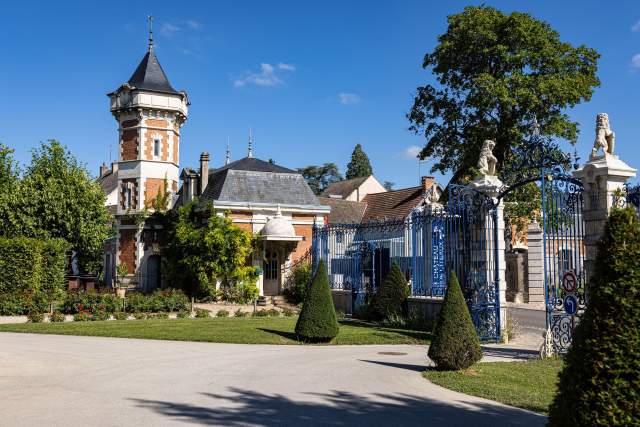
{"left": 371, "top": 262, "right": 410, "bottom": 319}
{"left": 295, "top": 260, "right": 339, "bottom": 342}
{"left": 346, "top": 144, "right": 373, "bottom": 179}
{"left": 548, "top": 208, "right": 640, "bottom": 426}
{"left": 428, "top": 272, "right": 482, "bottom": 370}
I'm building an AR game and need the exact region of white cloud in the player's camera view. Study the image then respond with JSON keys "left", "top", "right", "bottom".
{"left": 632, "top": 54, "right": 640, "bottom": 69}
{"left": 278, "top": 63, "right": 296, "bottom": 71}
{"left": 160, "top": 22, "right": 180, "bottom": 37}
{"left": 233, "top": 62, "right": 295, "bottom": 88}
{"left": 404, "top": 145, "right": 422, "bottom": 159}
{"left": 632, "top": 20, "right": 640, "bottom": 32}
{"left": 184, "top": 20, "right": 202, "bottom": 30}
{"left": 338, "top": 92, "right": 361, "bottom": 105}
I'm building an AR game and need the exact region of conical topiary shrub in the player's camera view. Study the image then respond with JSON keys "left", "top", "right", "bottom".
{"left": 548, "top": 208, "right": 640, "bottom": 426}
{"left": 428, "top": 272, "right": 482, "bottom": 370}
{"left": 295, "top": 260, "right": 339, "bottom": 342}
{"left": 371, "top": 262, "right": 410, "bottom": 320}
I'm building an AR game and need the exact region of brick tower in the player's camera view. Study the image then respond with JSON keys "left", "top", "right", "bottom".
{"left": 107, "top": 20, "right": 188, "bottom": 290}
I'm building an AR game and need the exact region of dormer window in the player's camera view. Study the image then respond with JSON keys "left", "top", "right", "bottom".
{"left": 153, "top": 138, "right": 160, "bottom": 157}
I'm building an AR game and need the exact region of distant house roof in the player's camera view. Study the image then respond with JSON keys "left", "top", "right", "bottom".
{"left": 97, "top": 170, "right": 117, "bottom": 197}
{"left": 361, "top": 186, "right": 427, "bottom": 221}
{"left": 200, "top": 157, "right": 320, "bottom": 206}
{"left": 127, "top": 50, "right": 179, "bottom": 95}
{"left": 320, "top": 176, "right": 369, "bottom": 199}
{"left": 318, "top": 197, "right": 367, "bottom": 224}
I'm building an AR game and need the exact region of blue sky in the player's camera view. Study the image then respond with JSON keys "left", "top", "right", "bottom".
{"left": 1, "top": 0, "right": 639, "bottom": 188}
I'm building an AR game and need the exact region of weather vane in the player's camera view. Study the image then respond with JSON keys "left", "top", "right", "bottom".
{"left": 147, "top": 15, "right": 154, "bottom": 51}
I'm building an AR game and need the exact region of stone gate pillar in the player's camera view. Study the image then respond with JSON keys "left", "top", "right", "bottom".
{"left": 573, "top": 153, "right": 636, "bottom": 284}
{"left": 526, "top": 221, "right": 544, "bottom": 304}
{"left": 470, "top": 174, "right": 507, "bottom": 335}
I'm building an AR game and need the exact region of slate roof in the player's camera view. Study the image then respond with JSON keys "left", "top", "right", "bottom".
{"left": 127, "top": 50, "right": 179, "bottom": 94}
{"left": 97, "top": 170, "right": 118, "bottom": 196}
{"left": 201, "top": 157, "right": 320, "bottom": 206}
{"left": 361, "top": 186, "right": 427, "bottom": 221}
{"left": 320, "top": 176, "right": 369, "bottom": 199}
{"left": 318, "top": 197, "right": 366, "bottom": 224}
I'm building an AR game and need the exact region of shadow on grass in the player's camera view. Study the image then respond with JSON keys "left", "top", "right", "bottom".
{"left": 130, "top": 387, "right": 546, "bottom": 426}
{"left": 338, "top": 319, "right": 432, "bottom": 342}
{"left": 258, "top": 328, "right": 298, "bottom": 341}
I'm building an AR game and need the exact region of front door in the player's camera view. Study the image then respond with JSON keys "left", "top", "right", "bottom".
{"left": 263, "top": 250, "right": 280, "bottom": 295}
{"left": 146, "top": 255, "right": 161, "bottom": 292}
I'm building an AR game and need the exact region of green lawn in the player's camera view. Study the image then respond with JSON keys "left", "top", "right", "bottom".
{"left": 0, "top": 317, "right": 430, "bottom": 345}
{"left": 423, "top": 358, "right": 562, "bottom": 414}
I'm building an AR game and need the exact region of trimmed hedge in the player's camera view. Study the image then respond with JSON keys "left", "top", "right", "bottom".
{"left": 60, "top": 289, "right": 188, "bottom": 314}
{"left": 548, "top": 208, "right": 640, "bottom": 426}
{"left": 370, "top": 262, "right": 410, "bottom": 320}
{"left": 0, "top": 237, "right": 68, "bottom": 314}
{"left": 295, "top": 260, "right": 339, "bottom": 342}
{"left": 428, "top": 272, "right": 482, "bottom": 370}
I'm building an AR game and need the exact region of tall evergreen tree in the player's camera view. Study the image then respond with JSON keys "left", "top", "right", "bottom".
{"left": 346, "top": 144, "right": 373, "bottom": 180}
{"left": 548, "top": 208, "right": 640, "bottom": 426}
{"left": 295, "top": 260, "right": 339, "bottom": 342}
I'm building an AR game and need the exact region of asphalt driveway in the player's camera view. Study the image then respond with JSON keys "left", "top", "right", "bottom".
{"left": 0, "top": 333, "right": 544, "bottom": 426}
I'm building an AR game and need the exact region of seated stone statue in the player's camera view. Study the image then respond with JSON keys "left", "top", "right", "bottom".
{"left": 477, "top": 139, "right": 498, "bottom": 176}
{"left": 591, "top": 113, "right": 615, "bottom": 159}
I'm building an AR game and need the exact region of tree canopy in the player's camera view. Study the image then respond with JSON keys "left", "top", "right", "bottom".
{"left": 346, "top": 144, "right": 373, "bottom": 180}
{"left": 408, "top": 6, "right": 600, "bottom": 183}
{"left": 298, "top": 163, "right": 342, "bottom": 195}
{"left": 0, "top": 141, "right": 112, "bottom": 274}
{"left": 162, "top": 200, "right": 257, "bottom": 298}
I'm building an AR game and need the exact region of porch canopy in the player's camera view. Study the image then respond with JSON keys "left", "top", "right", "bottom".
{"left": 258, "top": 211, "right": 303, "bottom": 242}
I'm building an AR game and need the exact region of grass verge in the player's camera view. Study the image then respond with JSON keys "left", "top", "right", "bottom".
{"left": 423, "top": 359, "right": 562, "bottom": 414}
{"left": 0, "top": 317, "right": 430, "bottom": 345}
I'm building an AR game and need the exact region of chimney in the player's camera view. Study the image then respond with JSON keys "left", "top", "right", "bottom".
{"left": 421, "top": 176, "right": 434, "bottom": 193}
{"left": 199, "top": 152, "right": 210, "bottom": 195}
{"left": 99, "top": 162, "right": 109, "bottom": 177}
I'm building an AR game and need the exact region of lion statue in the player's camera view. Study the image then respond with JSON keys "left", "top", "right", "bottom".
{"left": 477, "top": 139, "right": 498, "bottom": 176}
{"left": 591, "top": 113, "right": 615, "bottom": 159}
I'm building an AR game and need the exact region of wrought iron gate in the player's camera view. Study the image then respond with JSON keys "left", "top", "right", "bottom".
{"left": 540, "top": 167, "right": 586, "bottom": 353}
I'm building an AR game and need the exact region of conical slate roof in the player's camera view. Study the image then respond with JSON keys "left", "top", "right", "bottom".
{"left": 127, "top": 49, "right": 179, "bottom": 94}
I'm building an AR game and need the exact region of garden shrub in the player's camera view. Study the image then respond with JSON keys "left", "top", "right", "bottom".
{"left": 370, "top": 262, "right": 410, "bottom": 320}
{"left": 234, "top": 308, "right": 249, "bottom": 317}
{"left": 428, "top": 272, "right": 482, "bottom": 370}
{"left": 38, "top": 238, "right": 69, "bottom": 301}
{"left": 221, "top": 282, "right": 259, "bottom": 304}
{"left": 61, "top": 290, "right": 123, "bottom": 314}
{"left": 148, "top": 312, "right": 169, "bottom": 320}
{"left": 132, "top": 312, "right": 147, "bottom": 320}
{"left": 548, "top": 208, "right": 640, "bottom": 426}
{"left": 73, "top": 312, "right": 91, "bottom": 322}
{"left": 282, "top": 307, "right": 295, "bottom": 317}
{"left": 0, "top": 292, "right": 47, "bottom": 316}
{"left": 113, "top": 312, "right": 128, "bottom": 321}
{"left": 216, "top": 309, "right": 230, "bottom": 318}
{"left": 283, "top": 261, "right": 311, "bottom": 304}
{"left": 253, "top": 309, "right": 269, "bottom": 317}
{"left": 49, "top": 311, "right": 65, "bottom": 322}
{"left": 266, "top": 308, "right": 280, "bottom": 317}
{"left": 194, "top": 308, "right": 210, "bottom": 318}
{"left": 27, "top": 311, "right": 44, "bottom": 323}
{"left": 176, "top": 310, "right": 190, "bottom": 319}
{"left": 91, "top": 310, "right": 110, "bottom": 321}
{"left": 124, "top": 289, "right": 188, "bottom": 313}
{"left": 295, "top": 260, "right": 339, "bottom": 342}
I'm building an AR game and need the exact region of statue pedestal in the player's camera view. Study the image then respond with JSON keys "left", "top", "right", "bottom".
{"left": 470, "top": 174, "right": 503, "bottom": 197}
{"left": 574, "top": 153, "right": 636, "bottom": 283}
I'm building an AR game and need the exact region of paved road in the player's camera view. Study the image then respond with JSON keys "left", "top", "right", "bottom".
{"left": 0, "top": 333, "right": 544, "bottom": 427}
{"left": 508, "top": 307, "right": 546, "bottom": 333}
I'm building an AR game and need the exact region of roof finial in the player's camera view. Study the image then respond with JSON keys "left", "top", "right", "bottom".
{"left": 226, "top": 137, "right": 231, "bottom": 165}
{"left": 147, "top": 15, "right": 154, "bottom": 52}
{"left": 248, "top": 128, "right": 254, "bottom": 158}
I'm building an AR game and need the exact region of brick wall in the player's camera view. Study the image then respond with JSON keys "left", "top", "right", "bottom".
{"left": 144, "top": 129, "right": 168, "bottom": 161}
{"left": 121, "top": 129, "right": 138, "bottom": 161}
{"left": 292, "top": 213, "right": 315, "bottom": 222}
{"left": 145, "top": 178, "right": 166, "bottom": 208}
{"left": 292, "top": 224, "right": 313, "bottom": 262}
{"left": 121, "top": 119, "right": 139, "bottom": 129}
{"left": 119, "top": 229, "right": 137, "bottom": 274}
{"left": 173, "top": 134, "right": 179, "bottom": 164}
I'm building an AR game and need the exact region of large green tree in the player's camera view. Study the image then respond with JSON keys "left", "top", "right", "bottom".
{"left": 298, "top": 163, "right": 342, "bottom": 195}
{"left": 0, "top": 141, "right": 111, "bottom": 274}
{"left": 408, "top": 6, "right": 600, "bottom": 183}
{"left": 162, "top": 200, "right": 257, "bottom": 298}
{"left": 346, "top": 144, "right": 373, "bottom": 180}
